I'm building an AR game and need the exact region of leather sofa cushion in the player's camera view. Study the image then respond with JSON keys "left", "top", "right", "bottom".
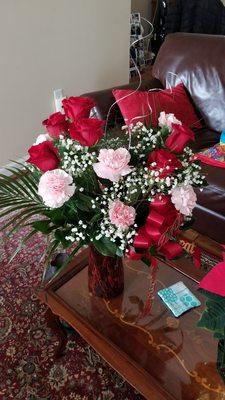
{"left": 191, "top": 128, "right": 221, "bottom": 151}
{"left": 193, "top": 164, "right": 225, "bottom": 243}
{"left": 152, "top": 33, "right": 225, "bottom": 132}
{"left": 193, "top": 205, "right": 225, "bottom": 244}
{"left": 198, "top": 164, "right": 225, "bottom": 215}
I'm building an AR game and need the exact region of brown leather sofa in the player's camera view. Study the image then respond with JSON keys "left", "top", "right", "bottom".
{"left": 82, "top": 33, "right": 225, "bottom": 244}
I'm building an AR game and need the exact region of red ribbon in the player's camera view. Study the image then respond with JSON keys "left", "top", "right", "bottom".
{"left": 128, "top": 195, "right": 183, "bottom": 317}
{"left": 131, "top": 195, "right": 183, "bottom": 261}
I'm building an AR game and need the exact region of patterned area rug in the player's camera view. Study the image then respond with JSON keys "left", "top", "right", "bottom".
{"left": 0, "top": 226, "right": 143, "bottom": 400}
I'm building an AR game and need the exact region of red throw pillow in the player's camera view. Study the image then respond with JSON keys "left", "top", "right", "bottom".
{"left": 112, "top": 83, "right": 202, "bottom": 129}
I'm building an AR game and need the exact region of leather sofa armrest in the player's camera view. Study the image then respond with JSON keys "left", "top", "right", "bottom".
{"left": 81, "top": 74, "right": 163, "bottom": 126}
{"left": 191, "top": 128, "right": 220, "bottom": 152}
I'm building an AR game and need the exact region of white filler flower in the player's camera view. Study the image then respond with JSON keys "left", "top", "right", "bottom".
{"left": 34, "top": 133, "right": 52, "bottom": 145}
{"left": 158, "top": 111, "right": 181, "bottom": 131}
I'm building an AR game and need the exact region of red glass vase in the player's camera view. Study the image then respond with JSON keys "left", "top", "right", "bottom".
{"left": 88, "top": 246, "right": 124, "bottom": 299}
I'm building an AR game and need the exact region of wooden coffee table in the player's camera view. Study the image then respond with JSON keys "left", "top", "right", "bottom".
{"left": 37, "top": 248, "right": 225, "bottom": 400}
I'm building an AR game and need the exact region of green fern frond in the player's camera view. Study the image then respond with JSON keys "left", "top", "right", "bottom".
{"left": 9, "top": 228, "right": 38, "bottom": 263}
{"left": 0, "top": 164, "right": 46, "bottom": 232}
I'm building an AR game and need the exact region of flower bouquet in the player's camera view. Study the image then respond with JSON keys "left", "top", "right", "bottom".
{"left": 0, "top": 96, "right": 205, "bottom": 300}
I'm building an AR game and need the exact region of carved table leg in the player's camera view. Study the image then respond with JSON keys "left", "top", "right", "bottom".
{"left": 45, "top": 308, "right": 68, "bottom": 358}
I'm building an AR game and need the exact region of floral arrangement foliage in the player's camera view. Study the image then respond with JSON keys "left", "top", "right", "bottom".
{"left": 0, "top": 97, "right": 206, "bottom": 265}
{"left": 197, "top": 258, "right": 225, "bottom": 382}
{"left": 198, "top": 289, "right": 225, "bottom": 341}
{"left": 198, "top": 288, "right": 225, "bottom": 383}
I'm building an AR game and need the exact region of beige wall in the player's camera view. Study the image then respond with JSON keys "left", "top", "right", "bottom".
{"left": 0, "top": 0, "right": 131, "bottom": 165}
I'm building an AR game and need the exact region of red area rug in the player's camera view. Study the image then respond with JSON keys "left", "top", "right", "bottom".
{"left": 0, "top": 225, "right": 143, "bottom": 400}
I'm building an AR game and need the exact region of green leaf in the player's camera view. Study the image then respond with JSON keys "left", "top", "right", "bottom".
{"left": 88, "top": 213, "right": 101, "bottom": 225}
{"left": 98, "top": 178, "right": 112, "bottom": 188}
{"left": 127, "top": 185, "right": 141, "bottom": 204}
{"left": 198, "top": 300, "right": 225, "bottom": 332}
{"left": 45, "top": 208, "right": 67, "bottom": 226}
{"left": 75, "top": 168, "right": 100, "bottom": 193}
{"left": 93, "top": 237, "right": 118, "bottom": 257}
{"left": 116, "top": 247, "right": 124, "bottom": 257}
{"left": 76, "top": 193, "right": 96, "bottom": 212}
{"left": 198, "top": 288, "right": 225, "bottom": 302}
{"left": 160, "top": 125, "right": 170, "bottom": 139}
{"left": 198, "top": 310, "right": 215, "bottom": 330}
{"left": 32, "top": 220, "right": 52, "bottom": 234}
{"left": 149, "top": 246, "right": 157, "bottom": 256}
{"left": 142, "top": 256, "right": 151, "bottom": 267}
{"left": 54, "top": 229, "right": 71, "bottom": 248}
{"left": 214, "top": 331, "right": 225, "bottom": 340}
{"left": 63, "top": 200, "right": 79, "bottom": 224}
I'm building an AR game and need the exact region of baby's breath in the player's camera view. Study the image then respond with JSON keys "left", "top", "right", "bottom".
{"left": 58, "top": 138, "right": 96, "bottom": 177}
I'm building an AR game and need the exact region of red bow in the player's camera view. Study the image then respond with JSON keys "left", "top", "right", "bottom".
{"left": 130, "top": 195, "right": 183, "bottom": 261}
{"left": 128, "top": 195, "right": 183, "bottom": 317}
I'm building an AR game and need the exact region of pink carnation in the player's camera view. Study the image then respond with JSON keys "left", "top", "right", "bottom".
{"left": 171, "top": 184, "right": 197, "bottom": 216}
{"left": 109, "top": 200, "right": 136, "bottom": 229}
{"left": 93, "top": 148, "right": 132, "bottom": 182}
{"left": 38, "top": 169, "right": 75, "bottom": 208}
{"left": 158, "top": 111, "right": 181, "bottom": 131}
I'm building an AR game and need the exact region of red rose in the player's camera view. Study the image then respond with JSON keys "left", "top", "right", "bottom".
{"left": 69, "top": 118, "right": 104, "bottom": 146}
{"left": 42, "top": 112, "right": 68, "bottom": 138}
{"left": 147, "top": 149, "right": 182, "bottom": 178}
{"left": 165, "top": 123, "right": 195, "bottom": 153}
{"left": 28, "top": 141, "right": 60, "bottom": 172}
{"left": 62, "top": 96, "right": 95, "bottom": 121}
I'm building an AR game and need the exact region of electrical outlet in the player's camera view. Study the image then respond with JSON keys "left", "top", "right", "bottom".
{"left": 54, "top": 89, "right": 65, "bottom": 113}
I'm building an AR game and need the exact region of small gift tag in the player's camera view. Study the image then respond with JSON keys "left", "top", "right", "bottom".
{"left": 158, "top": 281, "right": 201, "bottom": 317}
